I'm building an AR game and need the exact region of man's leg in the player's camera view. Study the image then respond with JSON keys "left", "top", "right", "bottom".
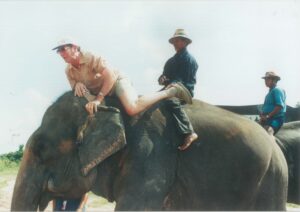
{"left": 165, "top": 98, "right": 198, "bottom": 151}
{"left": 115, "top": 78, "right": 192, "bottom": 116}
{"left": 263, "top": 117, "right": 284, "bottom": 136}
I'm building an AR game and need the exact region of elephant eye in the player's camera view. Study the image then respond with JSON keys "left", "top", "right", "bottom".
{"left": 32, "top": 133, "right": 59, "bottom": 164}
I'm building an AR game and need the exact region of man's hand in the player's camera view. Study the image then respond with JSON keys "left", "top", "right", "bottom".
{"left": 259, "top": 114, "right": 269, "bottom": 123}
{"left": 74, "top": 82, "right": 89, "bottom": 97}
{"left": 158, "top": 75, "right": 169, "bottom": 86}
{"left": 85, "top": 100, "right": 101, "bottom": 115}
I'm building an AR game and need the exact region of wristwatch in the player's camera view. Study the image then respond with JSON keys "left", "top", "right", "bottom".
{"left": 97, "top": 92, "right": 104, "bottom": 97}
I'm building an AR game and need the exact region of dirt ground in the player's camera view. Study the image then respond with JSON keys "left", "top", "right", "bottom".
{"left": 1, "top": 171, "right": 300, "bottom": 211}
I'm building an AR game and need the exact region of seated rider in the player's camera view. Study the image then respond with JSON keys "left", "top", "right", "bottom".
{"left": 259, "top": 71, "right": 286, "bottom": 136}
{"left": 52, "top": 38, "right": 192, "bottom": 116}
{"left": 158, "top": 29, "right": 199, "bottom": 151}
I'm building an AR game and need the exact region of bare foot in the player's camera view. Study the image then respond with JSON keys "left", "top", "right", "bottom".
{"left": 178, "top": 132, "right": 198, "bottom": 151}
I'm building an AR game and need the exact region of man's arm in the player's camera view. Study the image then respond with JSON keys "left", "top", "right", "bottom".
{"left": 85, "top": 55, "right": 118, "bottom": 114}
{"left": 265, "top": 105, "right": 282, "bottom": 120}
{"left": 260, "top": 105, "right": 283, "bottom": 123}
{"left": 95, "top": 68, "right": 117, "bottom": 101}
{"left": 91, "top": 55, "right": 116, "bottom": 101}
{"left": 85, "top": 68, "right": 117, "bottom": 114}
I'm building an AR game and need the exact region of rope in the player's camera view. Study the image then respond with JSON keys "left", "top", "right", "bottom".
{"left": 76, "top": 94, "right": 120, "bottom": 145}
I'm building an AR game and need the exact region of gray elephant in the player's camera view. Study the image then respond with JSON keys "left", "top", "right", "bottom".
{"left": 11, "top": 91, "right": 288, "bottom": 211}
{"left": 218, "top": 104, "right": 300, "bottom": 122}
{"left": 275, "top": 121, "right": 300, "bottom": 204}
{"left": 218, "top": 105, "right": 300, "bottom": 204}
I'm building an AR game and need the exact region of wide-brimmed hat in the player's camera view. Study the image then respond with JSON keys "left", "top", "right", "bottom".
{"left": 169, "top": 29, "right": 192, "bottom": 44}
{"left": 52, "top": 38, "right": 77, "bottom": 51}
{"left": 262, "top": 71, "right": 281, "bottom": 81}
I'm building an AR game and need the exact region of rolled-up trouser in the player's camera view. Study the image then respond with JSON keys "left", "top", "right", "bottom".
{"left": 164, "top": 98, "right": 194, "bottom": 135}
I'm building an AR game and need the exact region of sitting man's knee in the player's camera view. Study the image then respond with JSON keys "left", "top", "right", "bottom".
{"left": 126, "top": 109, "right": 137, "bottom": 116}
{"left": 124, "top": 104, "right": 138, "bottom": 116}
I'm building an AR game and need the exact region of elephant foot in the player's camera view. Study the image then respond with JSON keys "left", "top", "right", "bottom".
{"left": 178, "top": 132, "right": 198, "bottom": 151}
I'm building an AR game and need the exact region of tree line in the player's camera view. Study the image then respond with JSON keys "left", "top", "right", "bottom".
{"left": 0, "top": 145, "right": 24, "bottom": 170}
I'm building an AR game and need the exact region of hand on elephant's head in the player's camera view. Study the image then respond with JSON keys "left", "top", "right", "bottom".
{"left": 13, "top": 92, "right": 127, "bottom": 210}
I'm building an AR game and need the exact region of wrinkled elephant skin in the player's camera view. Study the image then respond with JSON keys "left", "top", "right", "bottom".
{"left": 218, "top": 105, "right": 300, "bottom": 204}
{"left": 275, "top": 121, "right": 300, "bottom": 204}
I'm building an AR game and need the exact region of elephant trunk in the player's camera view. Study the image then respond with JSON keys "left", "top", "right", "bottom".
{"left": 11, "top": 147, "right": 47, "bottom": 211}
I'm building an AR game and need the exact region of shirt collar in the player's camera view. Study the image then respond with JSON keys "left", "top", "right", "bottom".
{"left": 69, "top": 52, "right": 87, "bottom": 70}
{"left": 175, "top": 47, "right": 187, "bottom": 56}
{"left": 79, "top": 51, "right": 88, "bottom": 64}
{"left": 269, "top": 85, "right": 277, "bottom": 91}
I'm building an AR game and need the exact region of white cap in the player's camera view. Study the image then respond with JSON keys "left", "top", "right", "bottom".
{"left": 52, "top": 37, "right": 77, "bottom": 51}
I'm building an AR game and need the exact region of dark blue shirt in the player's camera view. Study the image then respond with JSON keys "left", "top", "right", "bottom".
{"left": 163, "top": 48, "right": 198, "bottom": 96}
{"left": 262, "top": 86, "right": 286, "bottom": 118}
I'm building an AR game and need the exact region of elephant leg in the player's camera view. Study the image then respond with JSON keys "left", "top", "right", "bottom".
{"left": 114, "top": 180, "right": 169, "bottom": 211}
{"left": 254, "top": 151, "right": 288, "bottom": 210}
{"left": 114, "top": 160, "right": 176, "bottom": 210}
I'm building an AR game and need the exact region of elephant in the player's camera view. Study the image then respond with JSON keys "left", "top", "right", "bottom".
{"left": 218, "top": 104, "right": 300, "bottom": 122}
{"left": 11, "top": 91, "right": 288, "bottom": 211}
{"left": 217, "top": 105, "right": 300, "bottom": 204}
{"left": 275, "top": 121, "right": 300, "bottom": 204}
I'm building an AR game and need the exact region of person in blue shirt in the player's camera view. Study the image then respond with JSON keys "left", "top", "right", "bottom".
{"left": 260, "top": 71, "right": 286, "bottom": 135}
{"left": 158, "top": 29, "right": 198, "bottom": 151}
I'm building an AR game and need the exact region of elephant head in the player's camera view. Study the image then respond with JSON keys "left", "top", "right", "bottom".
{"left": 11, "top": 91, "right": 126, "bottom": 211}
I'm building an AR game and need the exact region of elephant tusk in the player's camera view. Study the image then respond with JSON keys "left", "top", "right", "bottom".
{"left": 47, "top": 178, "right": 67, "bottom": 193}
{"left": 47, "top": 178, "right": 58, "bottom": 193}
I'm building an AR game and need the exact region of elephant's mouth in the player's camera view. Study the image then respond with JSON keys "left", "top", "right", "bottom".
{"left": 47, "top": 177, "right": 72, "bottom": 194}
{"left": 46, "top": 168, "right": 97, "bottom": 198}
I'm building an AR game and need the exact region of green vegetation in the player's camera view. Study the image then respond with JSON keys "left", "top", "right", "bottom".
{"left": 0, "top": 145, "right": 23, "bottom": 172}
{"left": 287, "top": 203, "right": 300, "bottom": 208}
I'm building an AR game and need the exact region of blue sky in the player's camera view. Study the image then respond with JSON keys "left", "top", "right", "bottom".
{"left": 0, "top": 0, "right": 299, "bottom": 154}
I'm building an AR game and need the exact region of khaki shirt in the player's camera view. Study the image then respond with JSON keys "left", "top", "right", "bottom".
{"left": 65, "top": 51, "right": 119, "bottom": 95}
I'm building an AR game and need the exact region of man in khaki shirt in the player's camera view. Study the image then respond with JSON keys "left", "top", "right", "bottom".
{"left": 53, "top": 38, "right": 193, "bottom": 116}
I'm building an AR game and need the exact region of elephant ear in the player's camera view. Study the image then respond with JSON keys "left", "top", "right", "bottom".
{"left": 78, "top": 107, "right": 126, "bottom": 176}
